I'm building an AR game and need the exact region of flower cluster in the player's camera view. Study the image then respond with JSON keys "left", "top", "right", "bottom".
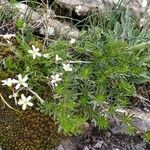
{"left": 50, "top": 54, "right": 73, "bottom": 88}
{"left": 28, "top": 45, "right": 50, "bottom": 59}
{"left": 1, "top": 74, "right": 33, "bottom": 110}
{"left": 1, "top": 43, "right": 75, "bottom": 109}
{"left": 1, "top": 74, "right": 28, "bottom": 89}
{"left": 51, "top": 73, "right": 62, "bottom": 88}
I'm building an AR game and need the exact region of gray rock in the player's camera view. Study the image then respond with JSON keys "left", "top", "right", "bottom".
{"left": 2, "top": 1, "right": 80, "bottom": 38}
{"left": 135, "top": 143, "right": 146, "bottom": 150}
{"left": 57, "top": 0, "right": 150, "bottom": 26}
{"left": 57, "top": 140, "right": 76, "bottom": 150}
{"left": 94, "top": 140, "right": 104, "bottom": 148}
{"left": 111, "top": 108, "right": 150, "bottom": 134}
{"left": 83, "top": 146, "right": 89, "bottom": 150}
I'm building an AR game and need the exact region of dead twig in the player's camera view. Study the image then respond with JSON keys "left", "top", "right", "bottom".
{"left": 0, "top": 92, "right": 21, "bottom": 114}
{"left": 133, "top": 94, "right": 150, "bottom": 107}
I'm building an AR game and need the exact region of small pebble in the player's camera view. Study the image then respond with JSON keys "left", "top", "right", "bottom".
{"left": 106, "top": 131, "right": 111, "bottom": 137}
{"left": 83, "top": 146, "right": 89, "bottom": 150}
{"left": 143, "top": 107, "right": 149, "bottom": 112}
{"left": 94, "top": 140, "right": 104, "bottom": 148}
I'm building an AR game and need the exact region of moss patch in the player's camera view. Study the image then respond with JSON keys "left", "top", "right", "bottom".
{"left": 0, "top": 104, "right": 62, "bottom": 150}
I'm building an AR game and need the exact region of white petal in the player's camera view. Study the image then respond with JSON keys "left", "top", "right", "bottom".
{"left": 55, "top": 54, "right": 62, "bottom": 62}
{"left": 18, "top": 100, "right": 24, "bottom": 105}
{"left": 27, "top": 96, "right": 32, "bottom": 101}
{"left": 1, "top": 80, "right": 6, "bottom": 83}
{"left": 51, "top": 75, "right": 55, "bottom": 79}
{"left": 51, "top": 80, "right": 55, "bottom": 84}
{"left": 21, "top": 94, "right": 26, "bottom": 100}
{"left": 57, "top": 78, "right": 62, "bottom": 81}
{"left": 36, "top": 52, "right": 42, "bottom": 57}
{"left": 54, "top": 83, "right": 58, "bottom": 87}
{"left": 70, "top": 38, "right": 76, "bottom": 44}
{"left": 28, "top": 50, "right": 33, "bottom": 54}
{"left": 69, "top": 68, "right": 73, "bottom": 71}
{"left": 23, "top": 76, "right": 28, "bottom": 82}
{"left": 7, "top": 78, "right": 12, "bottom": 82}
{"left": 32, "top": 45, "right": 35, "bottom": 50}
{"left": 15, "top": 83, "right": 21, "bottom": 90}
{"left": 22, "top": 83, "right": 28, "bottom": 87}
{"left": 18, "top": 74, "right": 22, "bottom": 81}
{"left": 27, "top": 102, "right": 33, "bottom": 107}
{"left": 32, "top": 54, "right": 36, "bottom": 59}
{"left": 62, "top": 63, "right": 73, "bottom": 71}
{"left": 55, "top": 74, "right": 60, "bottom": 78}
{"left": 12, "top": 79, "right": 19, "bottom": 83}
{"left": 34, "top": 47, "right": 39, "bottom": 52}
{"left": 22, "top": 104, "right": 27, "bottom": 110}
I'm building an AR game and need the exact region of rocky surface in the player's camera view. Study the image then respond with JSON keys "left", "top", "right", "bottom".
{"left": 1, "top": 0, "right": 150, "bottom": 39}
{"left": 1, "top": 0, "right": 80, "bottom": 38}
{"left": 57, "top": 128, "right": 150, "bottom": 150}
{"left": 57, "top": 107, "right": 150, "bottom": 150}
{"left": 57, "top": 0, "right": 150, "bottom": 24}
{"left": 113, "top": 108, "right": 150, "bottom": 134}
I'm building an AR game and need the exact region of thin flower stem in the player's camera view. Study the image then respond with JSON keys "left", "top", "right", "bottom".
{"left": 67, "top": 61, "right": 92, "bottom": 64}
{"left": 27, "top": 88, "right": 44, "bottom": 103}
{"left": 12, "top": 87, "right": 24, "bottom": 105}
{"left": 0, "top": 93, "right": 21, "bottom": 114}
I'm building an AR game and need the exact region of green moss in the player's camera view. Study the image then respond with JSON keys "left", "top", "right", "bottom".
{"left": 0, "top": 105, "right": 63, "bottom": 150}
{"left": 29, "top": 38, "right": 43, "bottom": 50}
{"left": 0, "top": 37, "right": 16, "bottom": 59}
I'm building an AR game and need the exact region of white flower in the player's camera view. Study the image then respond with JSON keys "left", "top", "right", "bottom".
{"left": 51, "top": 73, "right": 62, "bottom": 87}
{"left": 141, "top": 0, "right": 147, "bottom": 7}
{"left": 70, "top": 38, "right": 76, "bottom": 44}
{"left": 28, "top": 45, "right": 42, "bottom": 59}
{"left": 62, "top": 63, "right": 73, "bottom": 72}
{"left": 18, "top": 94, "right": 33, "bottom": 110}
{"left": 55, "top": 54, "right": 62, "bottom": 62}
{"left": 1, "top": 78, "right": 14, "bottom": 87}
{"left": 43, "top": 53, "right": 50, "bottom": 58}
{"left": 75, "top": 5, "right": 82, "bottom": 14}
{"left": 13, "top": 74, "right": 28, "bottom": 90}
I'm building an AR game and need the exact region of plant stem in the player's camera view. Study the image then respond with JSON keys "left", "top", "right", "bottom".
{"left": 128, "top": 41, "right": 150, "bottom": 51}
{"left": 27, "top": 88, "right": 44, "bottom": 103}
